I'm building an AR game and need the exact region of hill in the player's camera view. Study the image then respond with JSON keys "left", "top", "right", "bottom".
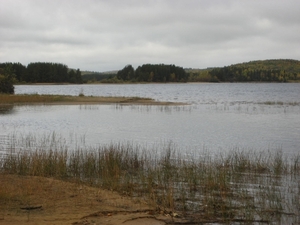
{"left": 232, "top": 59, "right": 300, "bottom": 73}
{"left": 209, "top": 59, "right": 300, "bottom": 82}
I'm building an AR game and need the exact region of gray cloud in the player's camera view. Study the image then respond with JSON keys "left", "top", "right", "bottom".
{"left": 0, "top": 0, "right": 299, "bottom": 71}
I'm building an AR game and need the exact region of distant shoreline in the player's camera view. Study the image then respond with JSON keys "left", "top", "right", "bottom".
{"left": 15, "top": 79, "right": 300, "bottom": 85}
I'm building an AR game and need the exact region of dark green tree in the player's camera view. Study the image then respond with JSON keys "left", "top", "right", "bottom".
{"left": 0, "top": 65, "right": 15, "bottom": 94}
{"left": 26, "top": 62, "right": 69, "bottom": 83}
{"left": 117, "top": 65, "right": 135, "bottom": 81}
{"left": 68, "top": 69, "right": 83, "bottom": 83}
{"left": 0, "top": 62, "right": 26, "bottom": 82}
{"left": 135, "top": 64, "right": 187, "bottom": 82}
{"left": 75, "top": 69, "right": 83, "bottom": 83}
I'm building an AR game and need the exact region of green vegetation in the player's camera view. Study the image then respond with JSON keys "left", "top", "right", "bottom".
{"left": 82, "top": 64, "right": 188, "bottom": 83}
{"left": 0, "top": 62, "right": 82, "bottom": 84}
{"left": 1, "top": 136, "right": 299, "bottom": 224}
{"left": 186, "top": 68, "right": 218, "bottom": 82}
{"left": 1, "top": 59, "right": 300, "bottom": 84}
{"left": 81, "top": 71, "right": 117, "bottom": 83}
{"left": 112, "top": 60, "right": 300, "bottom": 83}
{"left": 117, "top": 64, "right": 188, "bottom": 82}
{"left": 0, "top": 65, "right": 15, "bottom": 94}
{"left": 209, "top": 59, "right": 300, "bottom": 82}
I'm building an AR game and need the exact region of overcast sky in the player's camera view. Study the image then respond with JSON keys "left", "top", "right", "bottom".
{"left": 1, "top": 0, "right": 299, "bottom": 72}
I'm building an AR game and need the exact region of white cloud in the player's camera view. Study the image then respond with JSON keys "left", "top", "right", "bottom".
{"left": 0, "top": 0, "right": 299, "bottom": 71}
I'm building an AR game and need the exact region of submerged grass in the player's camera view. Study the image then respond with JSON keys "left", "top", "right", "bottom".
{"left": 258, "top": 101, "right": 300, "bottom": 106}
{"left": 1, "top": 140, "right": 300, "bottom": 224}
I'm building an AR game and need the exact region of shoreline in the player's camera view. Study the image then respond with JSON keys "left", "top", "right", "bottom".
{"left": 15, "top": 80, "right": 300, "bottom": 85}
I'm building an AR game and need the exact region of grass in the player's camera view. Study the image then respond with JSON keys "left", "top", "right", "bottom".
{"left": 1, "top": 137, "right": 300, "bottom": 224}
{"left": 0, "top": 94, "right": 65, "bottom": 104}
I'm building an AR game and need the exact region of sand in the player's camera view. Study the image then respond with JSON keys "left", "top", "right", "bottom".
{"left": 0, "top": 174, "right": 184, "bottom": 225}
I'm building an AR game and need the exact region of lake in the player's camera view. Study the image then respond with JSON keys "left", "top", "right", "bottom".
{"left": 1, "top": 83, "right": 300, "bottom": 157}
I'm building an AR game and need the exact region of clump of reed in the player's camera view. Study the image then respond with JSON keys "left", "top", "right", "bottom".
{"left": 1, "top": 141, "right": 300, "bottom": 224}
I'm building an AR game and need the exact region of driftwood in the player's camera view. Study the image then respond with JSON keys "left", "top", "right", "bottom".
{"left": 20, "top": 205, "right": 42, "bottom": 210}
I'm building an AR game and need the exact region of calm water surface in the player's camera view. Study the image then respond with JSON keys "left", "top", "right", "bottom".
{"left": 1, "top": 83, "right": 300, "bottom": 156}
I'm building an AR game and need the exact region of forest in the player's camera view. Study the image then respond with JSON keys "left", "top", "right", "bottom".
{"left": 117, "top": 64, "right": 188, "bottom": 82}
{"left": 81, "top": 72, "right": 116, "bottom": 83}
{"left": 0, "top": 62, "right": 82, "bottom": 84}
{"left": 90, "top": 59, "right": 300, "bottom": 83}
{"left": 208, "top": 59, "right": 300, "bottom": 82}
{"left": 1, "top": 59, "right": 300, "bottom": 89}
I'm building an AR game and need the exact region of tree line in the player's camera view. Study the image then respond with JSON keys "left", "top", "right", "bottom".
{"left": 82, "top": 72, "right": 115, "bottom": 83}
{"left": 0, "top": 62, "right": 82, "bottom": 84}
{"left": 117, "top": 64, "right": 188, "bottom": 82}
{"left": 1, "top": 59, "right": 299, "bottom": 93}
{"left": 210, "top": 67, "right": 293, "bottom": 82}
{"left": 114, "top": 60, "right": 300, "bottom": 83}
{"left": 208, "top": 59, "right": 300, "bottom": 82}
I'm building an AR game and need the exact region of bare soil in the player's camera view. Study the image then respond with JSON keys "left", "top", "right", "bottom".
{"left": 0, "top": 174, "right": 186, "bottom": 225}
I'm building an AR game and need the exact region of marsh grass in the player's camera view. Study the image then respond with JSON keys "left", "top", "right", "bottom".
{"left": 1, "top": 140, "right": 300, "bottom": 224}
{"left": 0, "top": 94, "right": 156, "bottom": 105}
{"left": 0, "top": 94, "right": 70, "bottom": 104}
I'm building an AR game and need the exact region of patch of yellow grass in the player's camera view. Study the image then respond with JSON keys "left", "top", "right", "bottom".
{"left": 0, "top": 94, "right": 179, "bottom": 105}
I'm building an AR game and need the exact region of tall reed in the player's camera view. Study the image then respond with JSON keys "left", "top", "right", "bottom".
{"left": 1, "top": 140, "right": 299, "bottom": 224}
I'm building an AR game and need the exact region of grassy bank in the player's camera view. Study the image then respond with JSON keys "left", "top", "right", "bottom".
{"left": 0, "top": 94, "right": 180, "bottom": 105}
{"left": 1, "top": 140, "right": 299, "bottom": 224}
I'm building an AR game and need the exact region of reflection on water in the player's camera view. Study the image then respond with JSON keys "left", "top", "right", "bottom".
{"left": 79, "top": 105, "right": 100, "bottom": 110}
{"left": 112, "top": 104, "right": 194, "bottom": 114}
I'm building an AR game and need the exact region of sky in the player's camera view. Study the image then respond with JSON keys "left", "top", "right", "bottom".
{"left": 1, "top": 0, "right": 300, "bottom": 72}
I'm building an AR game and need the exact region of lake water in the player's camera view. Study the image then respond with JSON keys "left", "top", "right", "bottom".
{"left": 1, "top": 83, "right": 300, "bottom": 156}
